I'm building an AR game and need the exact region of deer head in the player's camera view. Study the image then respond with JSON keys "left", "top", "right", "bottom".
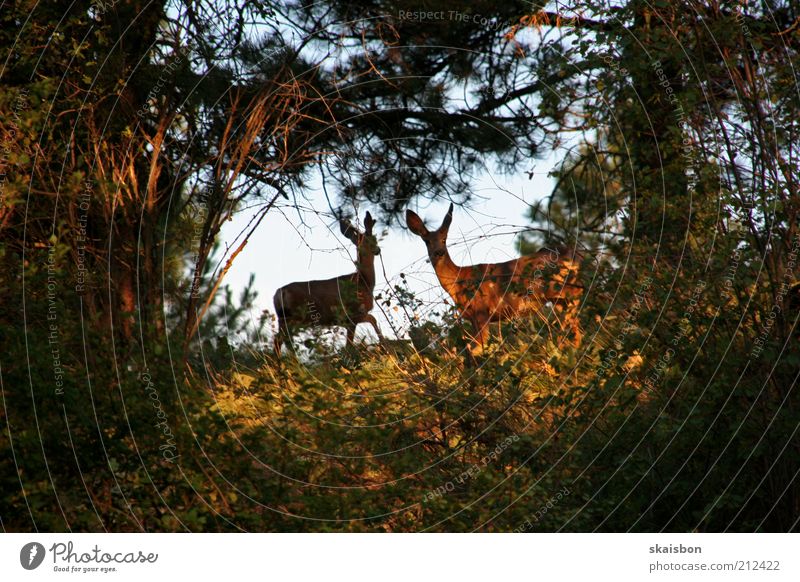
{"left": 340, "top": 211, "right": 380, "bottom": 259}
{"left": 405, "top": 203, "right": 453, "bottom": 266}
{"left": 405, "top": 202, "right": 583, "bottom": 353}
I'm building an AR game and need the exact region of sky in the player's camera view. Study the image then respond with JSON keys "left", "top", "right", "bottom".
{"left": 184, "top": 3, "right": 571, "bottom": 345}
{"left": 216, "top": 150, "right": 563, "bottom": 345}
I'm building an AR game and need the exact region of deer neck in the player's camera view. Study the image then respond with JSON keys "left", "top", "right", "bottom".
{"left": 431, "top": 251, "right": 464, "bottom": 300}
{"left": 356, "top": 250, "right": 376, "bottom": 289}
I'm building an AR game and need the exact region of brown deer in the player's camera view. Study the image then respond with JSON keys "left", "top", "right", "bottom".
{"left": 273, "top": 212, "right": 383, "bottom": 355}
{"left": 406, "top": 203, "right": 582, "bottom": 354}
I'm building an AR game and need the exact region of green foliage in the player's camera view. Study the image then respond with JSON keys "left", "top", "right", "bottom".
{"left": 2, "top": 226, "right": 798, "bottom": 531}
{"left": 2, "top": 0, "right": 799, "bottom": 533}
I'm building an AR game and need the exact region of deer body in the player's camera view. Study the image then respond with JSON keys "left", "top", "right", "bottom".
{"left": 407, "top": 204, "right": 582, "bottom": 353}
{"left": 273, "top": 212, "right": 382, "bottom": 355}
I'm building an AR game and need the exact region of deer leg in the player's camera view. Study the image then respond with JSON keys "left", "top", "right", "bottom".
{"left": 364, "top": 314, "right": 384, "bottom": 343}
{"left": 276, "top": 320, "right": 298, "bottom": 356}
{"left": 551, "top": 303, "right": 565, "bottom": 335}
{"left": 468, "top": 315, "right": 490, "bottom": 356}
{"left": 274, "top": 318, "right": 284, "bottom": 356}
{"left": 346, "top": 324, "right": 356, "bottom": 348}
{"left": 285, "top": 331, "right": 298, "bottom": 354}
{"left": 551, "top": 302, "right": 582, "bottom": 347}
{"left": 568, "top": 300, "right": 583, "bottom": 347}
{"left": 553, "top": 300, "right": 581, "bottom": 347}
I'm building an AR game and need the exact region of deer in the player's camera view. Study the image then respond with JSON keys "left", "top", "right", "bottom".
{"left": 406, "top": 203, "right": 583, "bottom": 354}
{"left": 273, "top": 212, "right": 383, "bottom": 356}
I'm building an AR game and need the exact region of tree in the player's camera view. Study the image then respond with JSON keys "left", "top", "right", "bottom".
{"left": 519, "top": 137, "right": 626, "bottom": 255}
{"left": 2, "top": 0, "right": 798, "bottom": 532}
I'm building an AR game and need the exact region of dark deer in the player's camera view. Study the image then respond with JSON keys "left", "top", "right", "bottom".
{"left": 273, "top": 212, "right": 383, "bottom": 355}
{"left": 406, "top": 203, "right": 582, "bottom": 354}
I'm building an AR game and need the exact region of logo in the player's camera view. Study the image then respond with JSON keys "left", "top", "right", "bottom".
{"left": 20, "top": 542, "right": 46, "bottom": 570}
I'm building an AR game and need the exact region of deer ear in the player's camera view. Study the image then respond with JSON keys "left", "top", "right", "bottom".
{"left": 439, "top": 202, "right": 454, "bottom": 232}
{"left": 340, "top": 219, "right": 356, "bottom": 240}
{"left": 406, "top": 209, "right": 428, "bottom": 237}
{"left": 364, "top": 211, "right": 375, "bottom": 234}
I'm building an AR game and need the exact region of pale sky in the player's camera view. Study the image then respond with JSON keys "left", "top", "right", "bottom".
{"left": 217, "top": 155, "right": 562, "bottom": 344}
{"left": 185, "top": 5, "right": 569, "bottom": 345}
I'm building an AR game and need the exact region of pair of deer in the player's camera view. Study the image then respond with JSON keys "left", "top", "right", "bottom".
{"left": 273, "top": 204, "right": 582, "bottom": 356}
